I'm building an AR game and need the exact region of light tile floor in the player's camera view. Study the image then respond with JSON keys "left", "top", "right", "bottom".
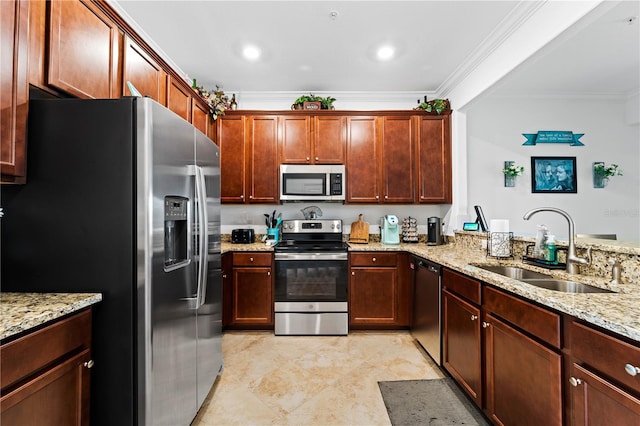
{"left": 192, "top": 331, "right": 445, "bottom": 426}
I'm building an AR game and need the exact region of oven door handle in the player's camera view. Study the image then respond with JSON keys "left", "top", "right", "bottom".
{"left": 274, "top": 252, "right": 348, "bottom": 261}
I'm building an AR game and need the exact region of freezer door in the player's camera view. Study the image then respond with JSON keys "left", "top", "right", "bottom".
{"left": 137, "top": 98, "right": 198, "bottom": 426}
{"left": 194, "top": 128, "right": 223, "bottom": 408}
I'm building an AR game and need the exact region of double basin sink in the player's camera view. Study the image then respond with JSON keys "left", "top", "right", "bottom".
{"left": 474, "top": 265, "right": 613, "bottom": 294}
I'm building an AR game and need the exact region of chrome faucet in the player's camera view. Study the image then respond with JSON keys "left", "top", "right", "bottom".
{"left": 523, "top": 207, "right": 591, "bottom": 274}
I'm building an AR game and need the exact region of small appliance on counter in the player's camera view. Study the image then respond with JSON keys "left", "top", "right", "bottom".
{"left": 381, "top": 215, "right": 400, "bottom": 245}
{"left": 427, "top": 217, "right": 442, "bottom": 245}
{"left": 231, "top": 228, "right": 254, "bottom": 244}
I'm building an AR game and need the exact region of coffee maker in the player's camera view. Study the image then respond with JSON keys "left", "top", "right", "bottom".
{"left": 381, "top": 215, "right": 400, "bottom": 245}
{"left": 427, "top": 217, "right": 442, "bottom": 245}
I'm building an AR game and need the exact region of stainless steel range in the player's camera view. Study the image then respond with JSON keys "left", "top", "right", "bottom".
{"left": 274, "top": 219, "right": 348, "bottom": 335}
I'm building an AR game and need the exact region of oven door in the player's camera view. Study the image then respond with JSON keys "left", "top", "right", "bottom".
{"left": 274, "top": 252, "right": 348, "bottom": 303}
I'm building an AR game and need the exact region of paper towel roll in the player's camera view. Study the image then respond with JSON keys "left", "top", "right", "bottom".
{"left": 490, "top": 219, "right": 510, "bottom": 233}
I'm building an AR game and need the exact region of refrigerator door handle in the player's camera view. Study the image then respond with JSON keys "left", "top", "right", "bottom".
{"left": 194, "top": 165, "right": 209, "bottom": 308}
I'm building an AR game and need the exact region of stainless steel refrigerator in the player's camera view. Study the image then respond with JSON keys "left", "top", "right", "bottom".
{"left": 1, "top": 97, "right": 223, "bottom": 425}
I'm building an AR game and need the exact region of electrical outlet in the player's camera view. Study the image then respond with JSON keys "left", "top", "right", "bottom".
{"left": 482, "top": 240, "right": 488, "bottom": 249}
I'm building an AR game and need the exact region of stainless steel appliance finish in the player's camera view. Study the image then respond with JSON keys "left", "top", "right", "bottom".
{"left": 274, "top": 219, "right": 348, "bottom": 335}
{"left": 1, "top": 97, "right": 222, "bottom": 426}
{"left": 411, "top": 257, "right": 442, "bottom": 365}
{"left": 280, "top": 164, "right": 345, "bottom": 201}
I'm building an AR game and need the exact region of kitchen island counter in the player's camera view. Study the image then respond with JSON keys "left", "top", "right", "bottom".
{"left": 1, "top": 292, "right": 102, "bottom": 341}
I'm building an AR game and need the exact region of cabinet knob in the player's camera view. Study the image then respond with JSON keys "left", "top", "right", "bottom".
{"left": 267, "top": 271, "right": 271, "bottom": 276}
{"left": 482, "top": 321, "right": 490, "bottom": 328}
{"left": 249, "top": 257, "right": 254, "bottom": 262}
{"left": 470, "top": 314, "right": 478, "bottom": 321}
{"left": 384, "top": 195, "right": 388, "bottom": 199}
{"left": 222, "top": 274, "right": 227, "bottom": 278}
{"left": 249, "top": 195, "right": 253, "bottom": 199}
{"left": 315, "top": 157, "right": 319, "bottom": 161}
{"left": 84, "top": 360, "right": 95, "bottom": 369}
{"left": 240, "top": 195, "right": 244, "bottom": 199}
{"left": 306, "top": 157, "right": 310, "bottom": 161}
{"left": 569, "top": 377, "right": 582, "bottom": 387}
{"left": 372, "top": 257, "right": 376, "bottom": 262}
{"left": 625, "top": 364, "right": 640, "bottom": 376}
{"left": 375, "top": 195, "right": 379, "bottom": 200}
{"left": 352, "top": 271, "right": 355, "bottom": 276}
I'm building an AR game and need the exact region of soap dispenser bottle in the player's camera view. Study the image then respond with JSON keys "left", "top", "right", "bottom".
{"left": 544, "top": 235, "right": 557, "bottom": 264}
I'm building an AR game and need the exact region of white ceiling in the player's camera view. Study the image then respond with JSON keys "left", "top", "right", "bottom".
{"left": 114, "top": 1, "right": 639, "bottom": 99}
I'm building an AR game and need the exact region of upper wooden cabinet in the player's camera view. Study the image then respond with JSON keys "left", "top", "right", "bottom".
{"left": 122, "top": 35, "right": 166, "bottom": 103}
{"left": 166, "top": 76, "right": 192, "bottom": 122}
{"left": 416, "top": 114, "right": 452, "bottom": 203}
{"left": 247, "top": 116, "right": 279, "bottom": 203}
{"left": 47, "top": 0, "right": 121, "bottom": 99}
{"left": 192, "top": 99, "right": 210, "bottom": 138}
{"left": 279, "top": 115, "right": 345, "bottom": 164}
{"left": 217, "top": 115, "right": 246, "bottom": 203}
{"left": 1, "top": 0, "right": 29, "bottom": 183}
{"left": 345, "top": 116, "right": 380, "bottom": 203}
{"left": 381, "top": 116, "right": 415, "bottom": 203}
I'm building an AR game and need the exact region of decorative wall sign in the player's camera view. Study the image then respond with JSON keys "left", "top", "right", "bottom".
{"left": 531, "top": 156, "right": 577, "bottom": 193}
{"left": 522, "top": 131, "right": 584, "bottom": 146}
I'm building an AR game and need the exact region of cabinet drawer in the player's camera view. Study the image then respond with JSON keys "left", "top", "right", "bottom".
{"left": 442, "top": 268, "right": 481, "bottom": 305}
{"left": 350, "top": 252, "right": 397, "bottom": 267}
{"left": 484, "top": 286, "right": 560, "bottom": 348}
{"left": 1, "top": 309, "right": 91, "bottom": 390}
{"left": 572, "top": 321, "right": 640, "bottom": 393}
{"left": 233, "top": 252, "right": 272, "bottom": 267}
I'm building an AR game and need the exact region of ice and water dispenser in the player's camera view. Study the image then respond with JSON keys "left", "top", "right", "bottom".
{"left": 164, "top": 196, "right": 189, "bottom": 269}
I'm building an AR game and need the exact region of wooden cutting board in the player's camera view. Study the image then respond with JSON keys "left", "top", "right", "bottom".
{"left": 349, "top": 214, "right": 370, "bottom": 243}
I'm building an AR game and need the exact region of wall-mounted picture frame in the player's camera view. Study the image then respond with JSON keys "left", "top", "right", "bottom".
{"left": 531, "top": 156, "right": 577, "bottom": 193}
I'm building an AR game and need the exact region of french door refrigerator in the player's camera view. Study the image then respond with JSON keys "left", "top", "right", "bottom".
{"left": 1, "top": 97, "right": 223, "bottom": 425}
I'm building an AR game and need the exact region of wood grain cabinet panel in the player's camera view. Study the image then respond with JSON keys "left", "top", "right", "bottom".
{"left": 166, "top": 76, "right": 192, "bottom": 122}
{"left": 246, "top": 116, "right": 279, "bottom": 203}
{"left": 1, "top": 0, "right": 29, "bottom": 183}
{"left": 123, "top": 35, "right": 166, "bottom": 103}
{"left": 416, "top": 115, "right": 452, "bottom": 203}
{"left": 279, "top": 115, "right": 311, "bottom": 163}
{"left": 381, "top": 116, "right": 415, "bottom": 203}
{"left": 48, "top": 0, "right": 120, "bottom": 99}
{"left": 313, "top": 116, "right": 345, "bottom": 164}
{"left": 484, "top": 312, "right": 562, "bottom": 426}
{"left": 217, "top": 115, "right": 247, "bottom": 203}
{"left": 346, "top": 116, "right": 380, "bottom": 203}
{"left": 228, "top": 252, "right": 274, "bottom": 328}
{"left": 192, "top": 99, "right": 210, "bottom": 137}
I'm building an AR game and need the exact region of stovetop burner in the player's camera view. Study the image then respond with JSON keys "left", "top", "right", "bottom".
{"left": 275, "top": 240, "right": 348, "bottom": 252}
{"left": 276, "top": 219, "right": 346, "bottom": 252}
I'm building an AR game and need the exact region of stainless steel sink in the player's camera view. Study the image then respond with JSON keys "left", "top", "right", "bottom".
{"left": 520, "top": 279, "right": 613, "bottom": 294}
{"left": 473, "top": 264, "right": 552, "bottom": 280}
{"left": 473, "top": 264, "right": 613, "bottom": 294}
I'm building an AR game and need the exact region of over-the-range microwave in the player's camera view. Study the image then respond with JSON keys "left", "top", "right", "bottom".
{"left": 280, "top": 164, "right": 345, "bottom": 202}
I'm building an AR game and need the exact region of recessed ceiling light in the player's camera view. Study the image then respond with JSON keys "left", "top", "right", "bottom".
{"left": 242, "top": 45, "right": 261, "bottom": 61}
{"left": 376, "top": 45, "right": 395, "bottom": 61}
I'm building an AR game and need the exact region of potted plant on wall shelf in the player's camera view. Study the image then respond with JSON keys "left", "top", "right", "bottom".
{"left": 502, "top": 161, "right": 525, "bottom": 187}
{"left": 292, "top": 94, "right": 336, "bottom": 110}
{"left": 593, "top": 162, "right": 622, "bottom": 188}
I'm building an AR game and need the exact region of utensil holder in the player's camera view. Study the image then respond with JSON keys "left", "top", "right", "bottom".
{"left": 267, "top": 228, "right": 279, "bottom": 243}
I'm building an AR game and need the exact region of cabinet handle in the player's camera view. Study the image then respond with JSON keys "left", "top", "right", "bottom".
{"left": 372, "top": 257, "right": 376, "bottom": 262}
{"left": 352, "top": 271, "right": 355, "bottom": 276}
{"left": 240, "top": 195, "right": 244, "bottom": 199}
{"left": 249, "top": 195, "right": 253, "bottom": 199}
{"left": 249, "top": 257, "right": 254, "bottom": 262}
{"left": 625, "top": 364, "right": 640, "bottom": 376}
{"left": 84, "top": 360, "right": 95, "bottom": 369}
{"left": 222, "top": 274, "right": 227, "bottom": 278}
{"left": 306, "top": 156, "right": 310, "bottom": 161}
{"left": 569, "top": 377, "right": 582, "bottom": 387}
{"left": 267, "top": 271, "right": 271, "bottom": 276}
{"left": 470, "top": 314, "right": 478, "bottom": 321}
{"left": 315, "top": 157, "right": 319, "bottom": 161}
{"left": 375, "top": 195, "right": 379, "bottom": 200}
{"left": 482, "top": 321, "right": 490, "bottom": 328}
{"left": 384, "top": 195, "right": 388, "bottom": 199}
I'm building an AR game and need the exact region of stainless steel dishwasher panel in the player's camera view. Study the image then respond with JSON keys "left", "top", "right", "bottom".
{"left": 411, "top": 258, "right": 442, "bottom": 365}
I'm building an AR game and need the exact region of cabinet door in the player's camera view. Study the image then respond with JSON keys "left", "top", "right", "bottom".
{"left": 349, "top": 267, "right": 398, "bottom": 326}
{"left": 569, "top": 363, "right": 640, "bottom": 426}
{"left": 484, "top": 313, "right": 562, "bottom": 426}
{"left": 314, "top": 116, "right": 345, "bottom": 164}
{"left": 247, "top": 116, "right": 279, "bottom": 203}
{"left": 217, "top": 116, "right": 246, "bottom": 203}
{"left": 416, "top": 115, "right": 451, "bottom": 203}
{"left": 166, "top": 76, "right": 191, "bottom": 122}
{"left": 1, "top": 0, "right": 29, "bottom": 183}
{"left": 1, "top": 349, "right": 92, "bottom": 426}
{"left": 192, "top": 99, "right": 210, "bottom": 137}
{"left": 381, "top": 116, "right": 415, "bottom": 203}
{"left": 221, "top": 253, "right": 233, "bottom": 328}
{"left": 279, "top": 115, "right": 311, "bottom": 164}
{"left": 442, "top": 289, "right": 482, "bottom": 406}
{"left": 123, "top": 35, "right": 166, "bottom": 103}
{"left": 346, "top": 116, "right": 380, "bottom": 203}
{"left": 47, "top": 0, "right": 120, "bottom": 99}
{"left": 232, "top": 267, "right": 273, "bottom": 326}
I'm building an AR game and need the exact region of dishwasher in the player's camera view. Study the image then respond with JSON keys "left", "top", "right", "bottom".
{"left": 411, "top": 257, "right": 442, "bottom": 365}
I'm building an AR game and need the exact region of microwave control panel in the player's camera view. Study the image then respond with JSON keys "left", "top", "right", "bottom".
{"left": 330, "top": 173, "right": 343, "bottom": 195}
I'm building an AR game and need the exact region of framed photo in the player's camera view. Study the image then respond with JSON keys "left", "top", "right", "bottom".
{"left": 531, "top": 156, "right": 577, "bottom": 193}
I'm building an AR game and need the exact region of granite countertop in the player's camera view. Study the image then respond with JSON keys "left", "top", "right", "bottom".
{"left": 1, "top": 293, "right": 103, "bottom": 341}
{"left": 222, "top": 240, "right": 640, "bottom": 343}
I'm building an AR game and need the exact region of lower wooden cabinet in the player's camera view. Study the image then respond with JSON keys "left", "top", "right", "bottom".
{"left": 223, "top": 252, "right": 273, "bottom": 329}
{"left": 442, "top": 289, "right": 482, "bottom": 406}
{"left": 349, "top": 252, "right": 411, "bottom": 328}
{"left": 0, "top": 309, "right": 93, "bottom": 425}
{"left": 484, "top": 312, "right": 562, "bottom": 425}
